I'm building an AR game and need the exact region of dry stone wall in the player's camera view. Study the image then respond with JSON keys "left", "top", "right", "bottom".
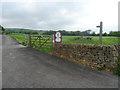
{"left": 54, "top": 44, "right": 119, "bottom": 70}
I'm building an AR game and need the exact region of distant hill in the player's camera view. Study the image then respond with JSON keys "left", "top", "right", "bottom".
{"left": 4, "top": 28, "right": 45, "bottom": 34}
{"left": 5, "top": 28, "right": 34, "bottom": 31}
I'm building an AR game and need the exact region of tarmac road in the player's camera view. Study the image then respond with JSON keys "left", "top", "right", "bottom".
{"left": 2, "top": 35, "right": 118, "bottom": 88}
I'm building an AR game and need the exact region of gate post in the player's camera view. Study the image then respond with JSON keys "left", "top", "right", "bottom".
{"left": 27, "top": 34, "right": 32, "bottom": 48}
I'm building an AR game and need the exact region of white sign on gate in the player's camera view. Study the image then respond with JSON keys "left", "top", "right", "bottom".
{"left": 54, "top": 32, "right": 62, "bottom": 43}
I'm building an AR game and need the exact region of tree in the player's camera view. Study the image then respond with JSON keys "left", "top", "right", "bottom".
{"left": 91, "top": 32, "right": 96, "bottom": 36}
{"left": 0, "top": 25, "right": 5, "bottom": 34}
{"left": 108, "top": 31, "right": 119, "bottom": 36}
{"left": 82, "top": 30, "right": 91, "bottom": 36}
{"left": 103, "top": 32, "right": 108, "bottom": 36}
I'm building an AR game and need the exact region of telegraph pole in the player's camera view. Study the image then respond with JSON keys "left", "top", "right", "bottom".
{"left": 96, "top": 21, "right": 103, "bottom": 45}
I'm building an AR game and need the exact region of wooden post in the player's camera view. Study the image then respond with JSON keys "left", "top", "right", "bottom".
{"left": 96, "top": 21, "right": 103, "bottom": 45}
{"left": 27, "top": 34, "right": 32, "bottom": 48}
{"left": 99, "top": 22, "right": 103, "bottom": 45}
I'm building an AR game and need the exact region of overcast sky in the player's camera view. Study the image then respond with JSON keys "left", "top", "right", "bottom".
{"left": 1, "top": 0, "right": 119, "bottom": 33}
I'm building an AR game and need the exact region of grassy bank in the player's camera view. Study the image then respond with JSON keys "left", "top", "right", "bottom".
{"left": 9, "top": 34, "right": 27, "bottom": 45}
{"left": 8, "top": 34, "right": 53, "bottom": 53}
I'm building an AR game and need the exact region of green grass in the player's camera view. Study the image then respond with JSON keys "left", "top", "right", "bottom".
{"left": 35, "top": 46, "right": 54, "bottom": 53}
{"left": 8, "top": 34, "right": 119, "bottom": 53}
{"left": 8, "top": 34, "right": 27, "bottom": 45}
{"left": 9, "top": 34, "right": 119, "bottom": 46}
{"left": 62, "top": 36, "right": 119, "bottom": 45}
{"left": 8, "top": 34, "right": 53, "bottom": 53}
{"left": 97, "top": 66, "right": 106, "bottom": 71}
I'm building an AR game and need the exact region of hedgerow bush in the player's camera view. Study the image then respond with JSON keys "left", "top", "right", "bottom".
{"left": 114, "top": 56, "right": 120, "bottom": 76}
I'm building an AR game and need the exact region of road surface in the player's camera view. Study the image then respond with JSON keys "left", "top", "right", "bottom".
{"left": 2, "top": 35, "right": 118, "bottom": 88}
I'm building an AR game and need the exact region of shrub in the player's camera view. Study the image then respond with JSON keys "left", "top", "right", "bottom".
{"left": 97, "top": 66, "right": 106, "bottom": 71}
{"left": 114, "top": 56, "right": 120, "bottom": 76}
{"left": 21, "top": 42, "right": 27, "bottom": 46}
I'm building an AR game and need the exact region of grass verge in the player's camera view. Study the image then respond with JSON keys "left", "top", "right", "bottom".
{"left": 8, "top": 34, "right": 53, "bottom": 53}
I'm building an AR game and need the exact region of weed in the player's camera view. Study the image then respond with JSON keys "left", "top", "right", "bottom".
{"left": 97, "top": 66, "right": 106, "bottom": 71}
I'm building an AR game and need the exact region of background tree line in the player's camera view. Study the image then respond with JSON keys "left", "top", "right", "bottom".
{"left": 0, "top": 25, "right": 119, "bottom": 37}
{"left": 42, "top": 30, "right": 119, "bottom": 37}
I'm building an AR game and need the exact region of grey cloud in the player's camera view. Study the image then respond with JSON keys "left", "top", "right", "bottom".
{"left": 2, "top": 2, "right": 85, "bottom": 30}
{"left": 2, "top": 1, "right": 117, "bottom": 32}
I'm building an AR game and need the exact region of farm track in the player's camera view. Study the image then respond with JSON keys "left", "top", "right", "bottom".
{"left": 2, "top": 35, "right": 119, "bottom": 88}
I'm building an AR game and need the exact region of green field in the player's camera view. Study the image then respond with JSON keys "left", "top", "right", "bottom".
{"left": 62, "top": 36, "right": 119, "bottom": 45}
{"left": 8, "top": 34, "right": 119, "bottom": 53}
{"left": 9, "top": 34, "right": 119, "bottom": 46}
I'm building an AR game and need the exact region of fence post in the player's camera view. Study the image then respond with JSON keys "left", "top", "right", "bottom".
{"left": 96, "top": 21, "right": 103, "bottom": 45}
{"left": 27, "top": 34, "right": 32, "bottom": 48}
{"left": 99, "top": 22, "right": 103, "bottom": 45}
